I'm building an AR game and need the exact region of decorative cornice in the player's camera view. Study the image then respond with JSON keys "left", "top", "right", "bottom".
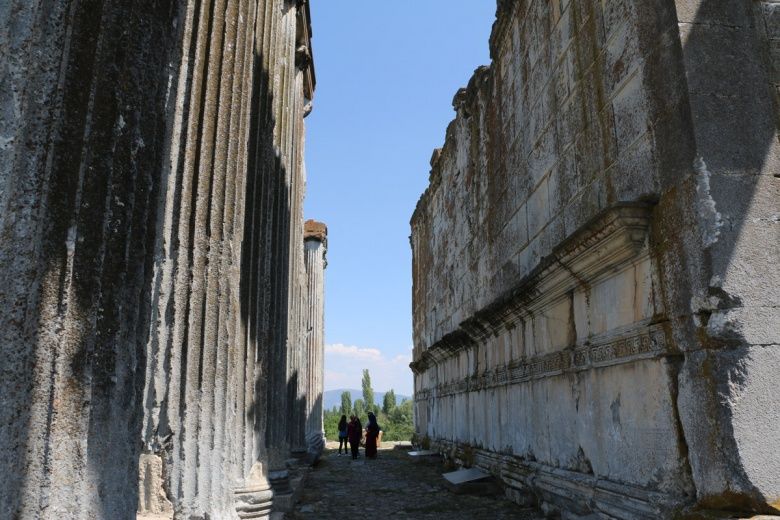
{"left": 410, "top": 204, "right": 655, "bottom": 375}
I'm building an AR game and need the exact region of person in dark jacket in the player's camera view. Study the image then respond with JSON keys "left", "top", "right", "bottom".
{"left": 347, "top": 415, "right": 362, "bottom": 460}
{"left": 365, "top": 412, "right": 381, "bottom": 459}
{"left": 337, "top": 415, "right": 348, "bottom": 456}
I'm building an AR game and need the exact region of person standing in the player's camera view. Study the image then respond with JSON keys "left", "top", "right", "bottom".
{"left": 355, "top": 415, "right": 363, "bottom": 448}
{"left": 347, "top": 415, "right": 362, "bottom": 460}
{"left": 337, "top": 415, "right": 348, "bottom": 456}
{"left": 365, "top": 412, "right": 381, "bottom": 459}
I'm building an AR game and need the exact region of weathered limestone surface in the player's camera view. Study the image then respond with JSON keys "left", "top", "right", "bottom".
{"left": 0, "top": 2, "right": 184, "bottom": 518}
{"left": 0, "top": 1, "right": 323, "bottom": 519}
{"left": 411, "top": 1, "right": 780, "bottom": 518}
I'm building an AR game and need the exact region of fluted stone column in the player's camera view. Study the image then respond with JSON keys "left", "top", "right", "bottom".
{"left": 0, "top": 3, "right": 182, "bottom": 518}
{"left": 264, "top": 1, "right": 316, "bottom": 514}
{"left": 0, "top": 0, "right": 316, "bottom": 518}
{"left": 303, "top": 220, "right": 328, "bottom": 464}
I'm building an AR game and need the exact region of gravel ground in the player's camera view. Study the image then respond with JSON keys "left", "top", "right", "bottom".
{"left": 288, "top": 446, "right": 542, "bottom": 519}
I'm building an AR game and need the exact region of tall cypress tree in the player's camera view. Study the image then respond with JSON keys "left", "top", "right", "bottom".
{"left": 382, "top": 388, "right": 396, "bottom": 414}
{"left": 340, "top": 390, "right": 352, "bottom": 416}
{"left": 362, "top": 369, "right": 375, "bottom": 413}
{"left": 353, "top": 399, "right": 365, "bottom": 418}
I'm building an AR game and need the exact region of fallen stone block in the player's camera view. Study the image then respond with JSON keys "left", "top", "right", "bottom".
{"left": 409, "top": 449, "right": 438, "bottom": 456}
{"left": 443, "top": 467, "right": 501, "bottom": 496}
{"left": 408, "top": 450, "right": 442, "bottom": 463}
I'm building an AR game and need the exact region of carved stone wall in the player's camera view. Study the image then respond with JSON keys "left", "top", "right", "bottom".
{"left": 0, "top": 0, "right": 320, "bottom": 519}
{"left": 411, "top": 1, "right": 780, "bottom": 518}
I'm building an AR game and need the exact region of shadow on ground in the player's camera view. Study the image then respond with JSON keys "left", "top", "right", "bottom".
{"left": 289, "top": 446, "right": 541, "bottom": 519}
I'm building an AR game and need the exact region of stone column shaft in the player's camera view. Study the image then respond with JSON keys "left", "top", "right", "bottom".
{"left": 303, "top": 220, "right": 327, "bottom": 463}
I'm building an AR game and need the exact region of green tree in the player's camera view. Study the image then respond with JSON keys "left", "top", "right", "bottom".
{"left": 382, "top": 389, "right": 396, "bottom": 414}
{"left": 372, "top": 400, "right": 414, "bottom": 442}
{"left": 353, "top": 398, "right": 365, "bottom": 418}
{"left": 362, "top": 369, "right": 375, "bottom": 412}
{"left": 340, "top": 391, "right": 352, "bottom": 417}
{"left": 390, "top": 399, "right": 413, "bottom": 423}
{"left": 323, "top": 409, "right": 340, "bottom": 440}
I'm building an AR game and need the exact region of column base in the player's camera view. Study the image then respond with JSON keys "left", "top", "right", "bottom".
{"left": 289, "top": 448, "right": 307, "bottom": 460}
{"left": 305, "top": 431, "right": 325, "bottom": 466}
{"left": 234, "top": 464, "right": 274, "bottom": 520}
{"left": 268, "top": 469, "right": 294, "bottom": 513}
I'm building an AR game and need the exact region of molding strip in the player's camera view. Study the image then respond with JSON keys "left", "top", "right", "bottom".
{"left": 415, "top": 324, "right": 670, "bottom": 402}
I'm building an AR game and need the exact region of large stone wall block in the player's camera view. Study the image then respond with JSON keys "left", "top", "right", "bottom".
{"left": 576, "top": 360, "right": 692, "bottom": 494}
{"left": 706, "top": 173, "right": 780, "bottom": 310}
{"left": 677, "top": 346, "right": 780, "bottom": 512}
{"left": 675, "top": 0, "right": 754, "bottom": 28}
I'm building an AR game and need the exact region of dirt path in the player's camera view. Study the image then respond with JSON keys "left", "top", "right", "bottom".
{"left": 288, "top": 445, "right": 542, "bottom": 519}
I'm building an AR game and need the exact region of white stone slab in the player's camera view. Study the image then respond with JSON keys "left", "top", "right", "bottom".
{"left": 443, "top": 467, "right": 491, "bottom": 485}
{"left": 408, "top": 450, "right": 438, "bottom": 457}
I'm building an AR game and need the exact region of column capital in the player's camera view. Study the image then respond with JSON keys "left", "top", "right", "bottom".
{"left": 304, "top": 219, "right": 327, "bottom": 244}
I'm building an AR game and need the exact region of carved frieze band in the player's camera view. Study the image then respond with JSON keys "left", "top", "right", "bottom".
{"left": 415, "top": 326, "right": 668, "bottom": 402}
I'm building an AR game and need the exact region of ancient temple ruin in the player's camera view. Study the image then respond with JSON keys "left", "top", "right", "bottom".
{"left": 411, "top": 1, "right": 780, "bottom": 519}
{"left": 0, "top": 0, "right": 326, "bottom": 518}
{"left": 3, "top": 0, "right": 780, "bottom": 518}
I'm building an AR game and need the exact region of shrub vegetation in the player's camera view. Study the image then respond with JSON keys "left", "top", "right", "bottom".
{"left": 323, "top": 369, "right": 414, "bottom": 442}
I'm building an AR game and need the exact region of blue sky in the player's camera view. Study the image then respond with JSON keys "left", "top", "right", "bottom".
{"left": 304, "top": 1, "right": 496, "bottom": 396}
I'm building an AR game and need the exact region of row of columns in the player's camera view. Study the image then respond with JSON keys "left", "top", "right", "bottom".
{"left": 0, "top": 0, "right": 328, "bottom": 519}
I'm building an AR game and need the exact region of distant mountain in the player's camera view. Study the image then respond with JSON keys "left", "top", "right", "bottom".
{"left": 323, "top": 389, "right": 411, "bottom": 411}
